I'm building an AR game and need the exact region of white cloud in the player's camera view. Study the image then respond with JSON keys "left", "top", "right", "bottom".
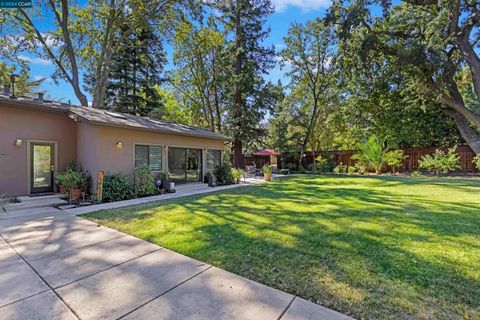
{"left": 272, "top": 0, "right": 331, "bottom": 12}
{"left": 18, "top": 55, "right": 53, "bottom": 66}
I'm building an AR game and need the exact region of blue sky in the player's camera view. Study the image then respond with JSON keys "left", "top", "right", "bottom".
{"left": 20, "top": 0, "right": 331, "bottom": 104}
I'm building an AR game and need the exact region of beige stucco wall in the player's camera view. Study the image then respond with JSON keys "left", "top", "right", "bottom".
{"left": 0, "top": 103, "right": 77, "bottom": 196}
{"left": 76, "top": 122, "right": 225, "bottom": 193}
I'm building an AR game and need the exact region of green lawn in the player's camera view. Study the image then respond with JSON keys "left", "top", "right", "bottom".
{"left": 84, "top": 175, "right": 480, "bottom": 320}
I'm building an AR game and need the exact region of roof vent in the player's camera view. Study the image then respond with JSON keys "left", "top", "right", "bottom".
{"left": 3, "top": 84, "right": 10, "bottom": 96}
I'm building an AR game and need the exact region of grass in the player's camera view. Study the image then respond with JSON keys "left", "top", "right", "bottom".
{"left": 84, "top": 175, "right": 480, "bottom": 320}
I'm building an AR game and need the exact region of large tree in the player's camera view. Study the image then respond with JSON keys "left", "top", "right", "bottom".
{"left": 281, "top": 18, "right": 338, "bottom": 166}
{"left": 101, "top": 21, "right": 166, "bottom": 116}
{"left": 171, "top": 17, "right": 227, "bottom": 131}
{"left": 212, "top": 0, "right": 276, "bottom": 168}
{"left": 0, "top": 0, "right": 188, "bottom": 107}
{"left": 330, "top": 0, "right": 480, "bottom": 153}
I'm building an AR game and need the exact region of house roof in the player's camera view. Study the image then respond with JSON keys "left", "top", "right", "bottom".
{"left": 0, "top": 94, "right": 230, "bottom": 141}
{"left": 253, "top": 149, "right": 281, "bottom": 156}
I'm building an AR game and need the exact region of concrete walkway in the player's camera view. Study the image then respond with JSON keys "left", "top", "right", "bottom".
{"left": 0, "top": 181, "right": 353, "bottom": 320}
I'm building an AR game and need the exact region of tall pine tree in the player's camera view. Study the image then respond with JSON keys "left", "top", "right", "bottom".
{"left": 212, "top": 0, "right": 276, "bottom": 168}
{"left": 104, "top": 20, "right": 166, "bottom": 116}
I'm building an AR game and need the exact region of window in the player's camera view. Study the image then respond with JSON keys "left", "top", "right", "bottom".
{"left": 207, "top": 150, "right": 221, "bottom": 170}
{"left": 135, "top": 145, "right": 162, "bottom": 171}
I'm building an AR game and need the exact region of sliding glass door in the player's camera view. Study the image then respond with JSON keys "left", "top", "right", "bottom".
{"left": 168, "top": 147, "right": 203, "bottom": 183}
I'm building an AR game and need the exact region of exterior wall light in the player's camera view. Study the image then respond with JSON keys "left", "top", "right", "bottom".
{"left": 15, "top": 139, "right": 23, "bottom": 147}
{"left": 115, "top": 141, "right": 123, "bottom": 150}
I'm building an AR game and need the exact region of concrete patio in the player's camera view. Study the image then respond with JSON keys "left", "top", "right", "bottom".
{"left": 0, "top": 180, "right": 353, "bottom": 320}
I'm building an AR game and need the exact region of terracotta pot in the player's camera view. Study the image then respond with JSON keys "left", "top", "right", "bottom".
{"left": 69, "top": 188, "right": 82, "bottom": 200}
{"left": 264, "top": 173, "right": 272, "bottom": 181}
{"left": 59, "top": 185, "right": 66, "bottom": 194}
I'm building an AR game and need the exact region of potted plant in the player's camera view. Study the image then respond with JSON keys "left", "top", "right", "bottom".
{"left": 263, "top": 165, "right": 273, "bottom": 181}
{"left": 231, "top": 168, "right": 244, "bottom": 184}
{"left": 55, "top": 167, "right": 87, "bottom": 203}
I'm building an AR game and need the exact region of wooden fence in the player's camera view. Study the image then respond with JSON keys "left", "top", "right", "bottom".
{"left": 246, "top": 145, "right": 477, "bottom": 173}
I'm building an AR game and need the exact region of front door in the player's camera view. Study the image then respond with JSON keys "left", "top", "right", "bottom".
{"left": 30, "top": 143, "right": 55, "bottom": 194}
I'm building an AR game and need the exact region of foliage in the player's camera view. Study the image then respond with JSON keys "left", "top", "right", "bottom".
{"left": 348, "top": 166, "right": 356, "bottom": 175}
{"left": 210, "top": 0, "right": 276, "bottom": 167}
{"left": 214, "top": 164, "right": 235, "bottom": 186}
{"left": 102, "top": 21, "right": 166, "bottom": 116}
{"left": 85, "top": 175, "right": 480, "bottom": 319}
{"left": 231, "top": 168, "right": 244, "bottom": 184}
{"left": 410, "top": 171, "right": 423, "bottom": 178}
{"left": 418, "top": 147, "right": 461, "bottom": 176}
{"left": 333, "top": 164, "right": 347, "bottom": 174}
{"left": 473, "top": 155, "right": 480, "bottom": 172}
{"left": 352, "top": 136, "right": 386, "bottom": 174}
{"left": 332, "top": 0, "right": 480, "bottom": 153}
{"left": 263, "top": 165, "right": 273, "bottom": 174}
{"left": 102, "top": 173, "right": 135, "bottom": 202}
{"left": 55, "top": 168, "right": 87, "bottom": 191}
{"left": 133, "top": 164, "right": 156, "bottom": 197}
{"left": 0, "top": 62, "right": 46, "bottom": 96}
{"left": 171, "top": 18, "right": 227, "bottom": 131}
{"left": 307, "top": 163, "right": 316, "bottom": 172}
{"left": 384, "top": 150, "right": 408, "bottom": 174}
{"left": 298, "top": 165, "right": 306, "bottom": 173}
{"left": 280, "top": 18, "right": 338, "bottom": 165}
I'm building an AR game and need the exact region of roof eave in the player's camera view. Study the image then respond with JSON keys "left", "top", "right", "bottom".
{"left": 75, "top": 115, "right": 231, "bottom": 141}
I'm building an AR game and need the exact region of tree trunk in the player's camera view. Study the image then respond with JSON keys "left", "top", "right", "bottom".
{"left": 233, "top": 139, "right": 244, "bottom": 169}
{"left": 444, "top": 109, "right": 480, "bottom": 154}
{"left": 232, "top": 5, "right": 244, "bottom": 168}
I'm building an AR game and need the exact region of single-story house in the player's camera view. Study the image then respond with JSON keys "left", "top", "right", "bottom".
{"left": 0, "top": 93, "right": 229, "bottom": 197}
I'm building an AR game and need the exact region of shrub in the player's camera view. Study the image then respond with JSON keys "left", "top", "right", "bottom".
{"left": 473, "top": 155, "right": 480, "bottom": 171}
{"left": 348, "top": 166, "right": 356, "bottom": 175}
{"left": 215, "top": 164, "right": 235, "bottom": 186}
{"left": 410, "top": 170, "right": 423, "bottom": 177}
{"left": 231, "top": 168, "right": 244, "bottom": 184}
{"left": 352, "top": 136, "right": 386, "bottom": 174}
{"left": 103, "top": 173, "right": 135, "bottom": 202}
{"left": 307, "top": 163, "right": 316, "bottom": 172}
{"left": 298, "top": 165, "right": 305, "bottom": 173}
{"left": 333, "top": 162, "right": 347, "bottom": 174}
{"left": 133, "top": 164, "right": 157, "bottom": 197}
{"left": 418, "top": 147, "right": 461, "bottom": 176}
{"left": 55, "top": 167, "right": 87, "bottom": 192}
{"left": 384, "top": 150, "right": 408, "bottom": 174}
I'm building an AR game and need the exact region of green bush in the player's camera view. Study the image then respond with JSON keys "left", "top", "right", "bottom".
{"left": 231, "top": 168, "right": 244, "bottom": 183}
{"left": 298, "top": 165, "right": 306, "bottom": 173}
{"left": 410, "top": 170, "right": 423, "bottom": 177}
{"left": 352, "top": 136, "right": 386, "bottom": 174}
{"left": 103, "top": 173, "right": 135, "bottom": 202}
{"left": 473, "top": 155, "right": 480, "bottom": 171}
{"left": 418, "top": 147, "right": 461, "bottom": 176}
{"left": 55, "top": 167, "right": 87, "bottom": 192}
{"left": 348, "top": 166, "right": 356, "bottom": 175}
{"left": 215, "top": 164, "right": 235, "bottom": 186}
{"left": 133, "top": 164, "right": 157, "bottom": 197}
{"left": 384, "top": 150, "right": 408, "bottom": 174}
{"left": 307, "top": 163, "right": 316, "bottom": 172}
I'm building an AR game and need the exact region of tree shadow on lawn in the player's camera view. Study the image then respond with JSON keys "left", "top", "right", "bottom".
{"left": 87, "top": 176, "right": 480, "bottom": 319}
